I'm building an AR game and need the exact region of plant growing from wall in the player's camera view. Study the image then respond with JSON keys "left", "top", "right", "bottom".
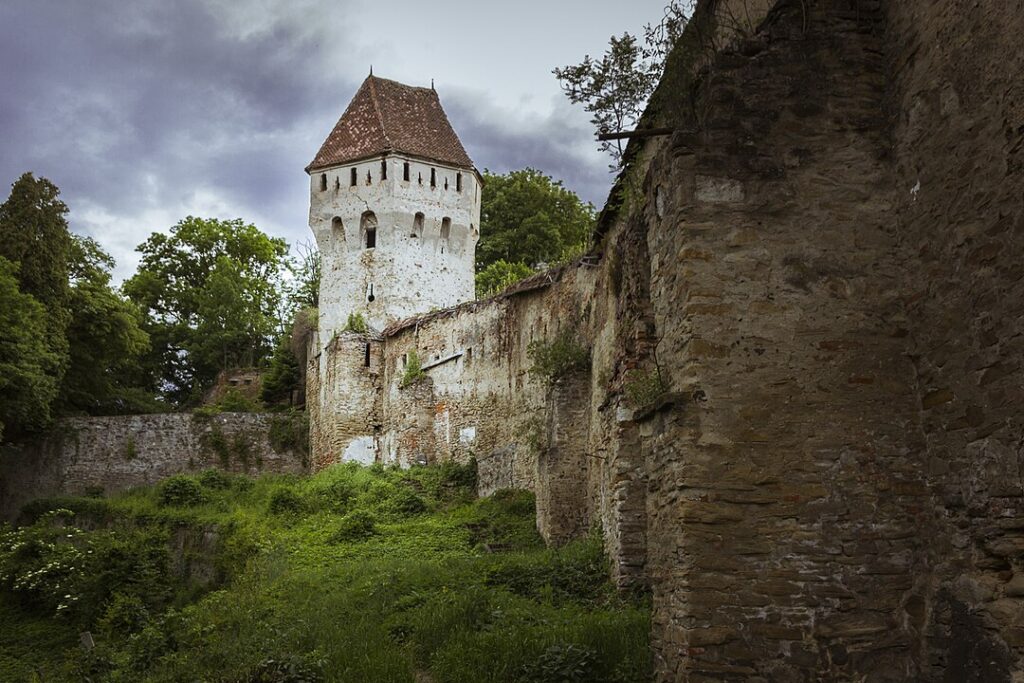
{"left": 344, "top": 312, "right": 368, "bottom": 334}
{"left": 527, "top": 330, "right": 591, "bottom": 385}
{"left": 268, "top": 410, "right": 310, "bottom": 459}
{"left": 400, "top": 351, "right": 426, "bottom": 388}
{"left": 624, "top": 367, "right": 669, "bottom": 413}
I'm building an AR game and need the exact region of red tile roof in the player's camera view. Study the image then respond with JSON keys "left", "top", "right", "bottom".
{"left": 307, "top": 75, "right": 474, "bottom": 173}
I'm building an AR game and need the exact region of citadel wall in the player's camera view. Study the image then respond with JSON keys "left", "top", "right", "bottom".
{"left": 307, "top": 0, "right": 1024, "bottom": 679}
{"left": 0, "top": 413, "right": 308, "bottom": 521}
{"left": 887, "top": 0, "right": 1024, "bottom": 678}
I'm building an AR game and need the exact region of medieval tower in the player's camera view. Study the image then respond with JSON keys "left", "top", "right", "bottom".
{"left": 307, "top": 74, "right": 481, "bottom": 335}
{"left": 306, "top": 74, "right": 481, "bottom": 465}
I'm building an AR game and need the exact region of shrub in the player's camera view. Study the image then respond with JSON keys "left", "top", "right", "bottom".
{"left": 438, "top": 458, "right": 477, "bottom": 491}
{"left": 520, "top": 643, "right": 597, "bottom": 683}
{"left": 97, "top": 592, "right": 150, "bottom": 636}
{"left": 267, "top": 487, "right": 304, "bottom": 515}
{"left": 218, "top": 388, "right": 259, "bottom": 413}
{"left": 623, "top": 368, "right": 668, "bottom": 412}
{"left": 527, "top": 329, "right": 590, "bottom": 384}
{"left": 198, "top": 468, "right": 232, "bottom": 490}
{"left": 388, "top": 487, "right": 427, "bottom": 517}
{"left": 268, "top": 410, "right": 310, "bottom": 455}
{"left": 330, "top": 510, "right": 378, "bottom": 543}
{"left": 158, "top": 476, "right": 204, "bottom": 507}
{"left": 246, "top": 655, "right": 324, "bottom": 683}
{"left": 343, "top": 312, "right": 368, "bottom": 333}
{"left": 400, "top": 350, "right": 426, "bottom": 388}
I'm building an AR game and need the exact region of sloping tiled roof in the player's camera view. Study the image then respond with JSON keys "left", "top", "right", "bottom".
{"left": 307, "top": 75, "right": 474, "bottom": 173}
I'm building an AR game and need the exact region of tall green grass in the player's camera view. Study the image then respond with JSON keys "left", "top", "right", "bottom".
{"left": 1, "top": 461, "right": 650, "bottom": 682}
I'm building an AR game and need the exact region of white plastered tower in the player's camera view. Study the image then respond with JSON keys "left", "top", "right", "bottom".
{"left": 307, "top": 75, "right": 482, "bottom": 337}
{"left": 305, "top": 75, "right": 481, "bottom": 467}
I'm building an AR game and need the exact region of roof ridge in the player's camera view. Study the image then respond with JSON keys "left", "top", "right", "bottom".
{"left": 367, "top": 76, "right": 393, "bottom": 151}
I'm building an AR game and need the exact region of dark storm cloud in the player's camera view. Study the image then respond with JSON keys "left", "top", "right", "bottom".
{"left": 0, "top": 0, "right": 357, "bottom": 275}
{"left": 0, "top": 0, "right": 614, "bottom": 279}
{"left": 445, "top": 93, "right": 614, "bottom": 208}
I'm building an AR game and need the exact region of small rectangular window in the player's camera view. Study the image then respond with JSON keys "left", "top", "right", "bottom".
{"left": 430, "top": 168, "right": 436, "bottom": 188}
{"left": 403, "top": 162, "right": 410, "bottom": 181}
{"left": 456, "top": 173, "right": 462, "bottom": 192}
{"left": 365, "top": 228, "right": 376, "bottom": 249}
{"left": 364, "top": 343, "right": 371, "bottom": 367}
{"left": 380, "top": 159, "right": 387, "bottom": 180}
{"left": 319, "top": 174, "right": 327, "bottom": 191}
{"left": 350, "top": 168, "right": 358, "bottom": 186}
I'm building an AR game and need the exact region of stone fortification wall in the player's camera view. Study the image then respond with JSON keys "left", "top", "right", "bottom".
{"left": 377, "top": 268, "right": 607, "bottom": 545}
{"left": 887, "top": 1, "right": 1024, "bottom": 679}
{"left": 0, "top": 413, "right": 307, "bottom": 521}
{"left": 632, "top": 2, "right": 928, "bottom": 679}
{"left": 306, "top": 0, "right": 1024, "bottom": 679}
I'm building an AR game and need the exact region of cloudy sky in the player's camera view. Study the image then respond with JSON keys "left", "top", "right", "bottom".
{"left": 0, "top": 0, "right": 669, "bottom": 280}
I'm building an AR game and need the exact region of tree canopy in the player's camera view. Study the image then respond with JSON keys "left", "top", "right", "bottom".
{"left": 123, "top": 216, "right": 289, "bottom": 404}
{"left": 0, "top": 257, "right": 63, "bottom": 440}
{"left": 477, "top": 169, "right": 594, "bottom": 271}
{"left": 553, "top": 1, "right": 690, "bottom": 168}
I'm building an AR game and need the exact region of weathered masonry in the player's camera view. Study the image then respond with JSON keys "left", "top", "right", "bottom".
{"left": 308, "top": 1, "right": 1024, "bottom": 680}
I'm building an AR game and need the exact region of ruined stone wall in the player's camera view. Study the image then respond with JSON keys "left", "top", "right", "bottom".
{"left": 0, "top": 413, "right": 308, "bottom": 521}
{"left": 308, "top": 332, "right": 382, "bottom": 469}
{"left": 377, "top": 268, "right": 609, "bottom": 545}
{"left": 635, "top": 1, "right": 931, "bottom": 679}
{"left": 887, "top": 1, "right": 1024, "bottom": 679}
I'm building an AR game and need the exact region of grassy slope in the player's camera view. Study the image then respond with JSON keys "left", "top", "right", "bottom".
{"left": 0, "top": 463, "right": 649, "bottom": 682}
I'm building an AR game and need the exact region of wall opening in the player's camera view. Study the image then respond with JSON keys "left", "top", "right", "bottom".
{"left": 456, "top": 172, "right": 462, "bottom": 192}
{"left": 365, "top": 170, "right": 372, "bottom": 185}
{"left": 331, "top": 216, "right": 344, "bottom": 243}
{"left": 440, "top": 217, "right": 451, "bottom": 240}
{"left": 444, "top": 177, "right": 449, "bottom": 190}
{"left": 361, "top": 211, "right": 378, "bottom": 249}
{"left": 350, "top": 168, "right": 358, "bottom": 186}
{"left": 319, "top": 174, "right": 327, "bottom": 191}
{"left": 418, "top": 172, "right": 423, "bottom": 185}
{"left": 364, "top": 343, "right": 371, "bottom": 367}
{"left": 367, "top": 283, "right": 375, "bottom": 302}
{"left": 430, "top": 168, "right": 436, "bottom": 188}
{"left": 412, "top": 212, "right": 424, "bottom": 238}
{"left": 335, "top": 176, "right": 341, "bottom": 190}
{"left": 403, "top": 162, "right": 410, "bottom": 182}
{"left": 380, "top": 159, "right": 387, "bottom": 180}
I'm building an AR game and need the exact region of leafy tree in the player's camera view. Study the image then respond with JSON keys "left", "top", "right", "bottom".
{"left": 553, "top": 1, "right": 690, "bottom": 168}
{"left": 57, "top": 236, "right": 154, "bottom": 415}
{"left": 0, "top": 257, "right": 63, "bottom": 439}
{"left": 0, "top": 173, "right": 73, "bottom": 315}
{"left": 476, "top": 260, "right": 535, "bottom": 298}
{"left": 123, "top": 216, "right": 288, "bottom": 404}
{"left": 0, "top": 173, "right": 73, "bottom": 402}
{"left": 477, "top": 169, "right": 594, "bottom": 273}
{"left": 260, "top": 338, "right": 302, "bottom": 407}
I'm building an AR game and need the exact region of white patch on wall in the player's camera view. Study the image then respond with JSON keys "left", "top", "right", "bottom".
{"left": 459, "top": 426, "right": 477, "bottom": 446}
{"left": 695, "top": 175, "right": 744, "bottom": 203}
{"left": 343, "top": 435, "right": 376, "bottom": 465}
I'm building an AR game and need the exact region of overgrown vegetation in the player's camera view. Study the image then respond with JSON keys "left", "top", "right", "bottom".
{"left": 624, "top": 368, "right": 670, "bottom": 413}
{"left": 0, "top": 463, "right": 649, "bottom": 682}
{"left": 475, "top": 169, "right": 595, "bottom": 298}
{"left": 527, "top": 329, "right": 591, "bottom": 385}
{"left": 343, "top": 311, "right": 368, "bottom": 333}
{"left": 400, "top": 350, "right": 426, "bottom": 388}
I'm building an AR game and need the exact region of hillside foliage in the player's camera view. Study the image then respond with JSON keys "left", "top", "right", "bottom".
{"left": 0, "top": 464, "right": 649, "bottom": 682}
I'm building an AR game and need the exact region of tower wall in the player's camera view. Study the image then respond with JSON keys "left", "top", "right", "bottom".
{"left": 309, "top": 154, "right": 480, "bottom": 338}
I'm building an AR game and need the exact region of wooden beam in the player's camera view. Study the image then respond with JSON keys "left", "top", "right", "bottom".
{"left": 597, "top": 127, "right": 674, "bottom": 141}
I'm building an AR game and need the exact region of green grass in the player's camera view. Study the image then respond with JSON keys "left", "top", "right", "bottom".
{"left": 1, "top": 461, "right": 650, "bottom": 682}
